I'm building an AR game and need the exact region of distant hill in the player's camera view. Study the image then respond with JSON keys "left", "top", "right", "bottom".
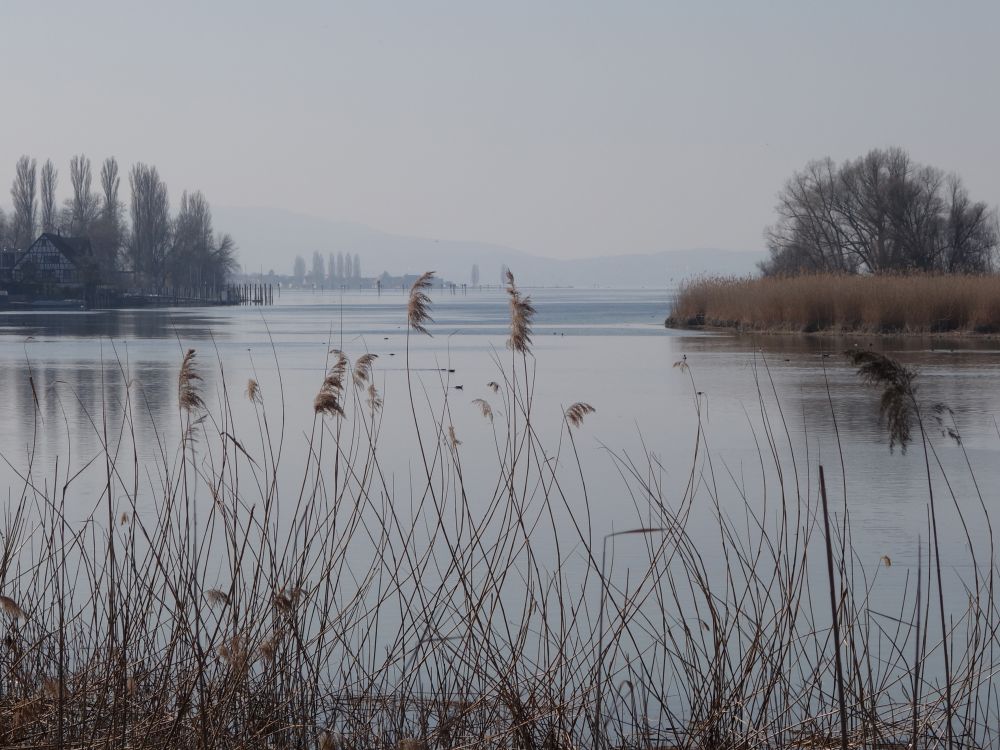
{"left": 215, "top": 206, "right": 764, "bottom": 287}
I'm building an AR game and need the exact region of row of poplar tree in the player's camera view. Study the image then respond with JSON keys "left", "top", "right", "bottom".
{"left": 293, "top": 251, "right": 363, "bottom": 283}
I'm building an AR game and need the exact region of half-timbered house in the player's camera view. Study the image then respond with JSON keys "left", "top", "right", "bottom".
{"left": 11, "top": 234, "right": 96, "bottom": 285}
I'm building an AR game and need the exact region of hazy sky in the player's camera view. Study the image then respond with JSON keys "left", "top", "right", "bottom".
{"left": 2, "top": 1, "right": 998, "bottom": 259}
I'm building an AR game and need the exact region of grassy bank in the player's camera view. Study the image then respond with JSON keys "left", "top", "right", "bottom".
{"left": 668, "top": 273, "right": 1000, "bottom": 333}
{"left": 1, "top": 273, "right": 999, "bottom": 747}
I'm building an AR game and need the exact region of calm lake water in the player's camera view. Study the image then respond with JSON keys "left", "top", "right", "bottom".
{"left": 1, "top": 287, "right": 998, "bottom": 604}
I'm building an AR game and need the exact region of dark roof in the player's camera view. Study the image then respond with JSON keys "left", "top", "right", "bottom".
{"left": 26, "top": 233, "right": 95, "bottom": 267}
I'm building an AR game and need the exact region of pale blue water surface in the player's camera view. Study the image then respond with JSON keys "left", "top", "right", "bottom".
{"left": 1, "top": 287, "right": 998, "bottom": 629}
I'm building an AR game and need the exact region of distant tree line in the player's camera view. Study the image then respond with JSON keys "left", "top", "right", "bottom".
{"left": 292, "top": 251, "right": 363, "bottom": 284}
{"left": 0, "top": 154, "right": 239, "bottom": 288}
{"left": 762, "top": 147, "right": 999, "bottom": 275}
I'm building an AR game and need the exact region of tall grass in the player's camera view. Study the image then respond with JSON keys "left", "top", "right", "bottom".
{"left": 0, "top": 274, "right": 998, "bottom": 748}
{"left": 669, "top": 273, "right": 1000, "bottom": 333}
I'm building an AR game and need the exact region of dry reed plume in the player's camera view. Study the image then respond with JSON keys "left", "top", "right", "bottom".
{"left": 314, "top": 350, "right": 348, "bottom": 416}
{"left": 472, "top": 397, "right": 493, "bottom": 421}
{"left": 0, "top": 594, "right": 25, "bottom": 620}
{"left": 245, "top": 377, "right": 260, "bottom": 403}
{"left": 178, "top": 348, "right": 204, "bottom": 410}
{"left": 353, "top": 352, "right": 378, "bottom": 386}
{"left": 366, "top": 382, "right": 382, "bottom": 411}
{"left": 669, "top": 273, "right": 1000, "bottom": 333}
{"left": 407, "top": 271, "right": 435, "bottom": 335}
{"left": 505, "top": 269, "right": 536, "bottom": 353}
{"left": 564, "top": 402, "right": 595, "bottom": 427}
{"left": 846, "top": 349, "right": 920, "bottom": 451}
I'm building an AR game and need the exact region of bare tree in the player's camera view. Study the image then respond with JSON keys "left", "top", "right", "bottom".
{"left": 101, "top": 157, "right": 120, "bottom": 214}
{"left": 293, "top": 255, "right": 306, "bottom": 282}
{"left": 942, "top": 176, "right": 998, "bottom": 273}
{"left": 210, "top": 232, "right": 239, "bottom": 281}
{"left": 762, "top": 147, "right": 999, "bottom": 275}
{"left": 40, "top": 160, "right": 58, "bottom": 233}
{"left": 128, "top": 163, "right": 171, "bottom": 285}
{"left": 335, "top": 251, "right": 344, "bottom": 279}
{"left": 353, "top": 252, "right": 361, "bottom": 279}
{"left": 343, "top": 253, "right": 353, "bottom": 280}
{"left": 471, "top": 263, "right": 480, "bottom": 286}
{"left": 327, "top": 252, "right": 335, "bottom": 282}
{"left": 169, "top": 189, "right": 239, "bottom": 286}
{"left": 10, "top": 155, "right": 38, "bottom": 248}
{"left": 66, "top": 154, "right": 100, "bottom": 236}
{"left": 171, "top": 191, "right": 210, "bottom": 284}
{"left": 89, "top": 157, "right": 126, "bottom": 275}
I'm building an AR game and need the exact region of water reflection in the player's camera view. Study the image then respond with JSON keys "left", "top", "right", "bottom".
{"left": 0, "top": 350, "right": 182, "bottom": 509}
{"left": 0, "top": 307, "right": 227, "bottom": 340}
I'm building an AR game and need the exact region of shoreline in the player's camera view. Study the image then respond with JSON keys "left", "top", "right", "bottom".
{"left": 665, "top": 318, "right": 1000, "bottom": 338}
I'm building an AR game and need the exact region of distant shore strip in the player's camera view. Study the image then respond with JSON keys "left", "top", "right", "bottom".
{"left": 667, "top": 273, "right": 1000, "bottom": 334}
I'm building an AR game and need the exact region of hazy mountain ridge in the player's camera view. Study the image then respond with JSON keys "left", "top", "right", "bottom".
{"left": 215, "top": 206, "right": 764, "bottom": 287}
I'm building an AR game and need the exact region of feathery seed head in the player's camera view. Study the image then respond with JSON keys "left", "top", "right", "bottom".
{"left": 314, "top": 390, "right": 344, "bottom": 417}
{"left": 206, "top": 589, "right": 230, "bottom": 607}
{"left": 259, "top": 636, "right": 277, "bottom": 663}
{"left": 218, "top": 636, "right": 248, "bottom": 670}
{"left": 505, "top": 271, "right": 535, "bottom": 354}
{"left": 367, "top": 383, "right": 383, "bottom": 411}
{"left": 407, "top": 271, "right": 435, "bottom": 335}
{"left": 353, "top": 353, "right": 378, "bottom": 386}
{"left": 0, "top": 595, "right": 25, "bottom": 620}
{"left": 314, "top": 355, "right": 348, "bottom": 417}
{"left": 178, "top": 349, "right": 204, "bottom": 411}
{"left": 328, "top": 350, "right": 348, "bottom": 378}
{"left": 273, "top": 585, "right": 305, "bottom": 613}
{"left": 472, "top": 398, "right": 493, "bottom": 421}
{"left": 846, "top": 350, "right": 918, "bottom": 452}
{"left": 565, "top": 402, "right": 596, "bottom": 428}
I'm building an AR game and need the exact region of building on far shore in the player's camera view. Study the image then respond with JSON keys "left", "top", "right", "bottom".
{"left": 10, "top": 233, "right": 96, "bottom": 286}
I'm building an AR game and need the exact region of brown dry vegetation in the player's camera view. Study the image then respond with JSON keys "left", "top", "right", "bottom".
{"left": 1, "top": 272, "right": 999, "bottom": 747}
{"left": 668, "top": 273, "right": 1000, "bottom": 334}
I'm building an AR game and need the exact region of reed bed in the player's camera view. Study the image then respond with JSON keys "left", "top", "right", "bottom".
{"left": 668, "top": 273, "right": 1000, "bottom": 333}
{"left": 0, "top": 273, "right": 998, "bottom": 748}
